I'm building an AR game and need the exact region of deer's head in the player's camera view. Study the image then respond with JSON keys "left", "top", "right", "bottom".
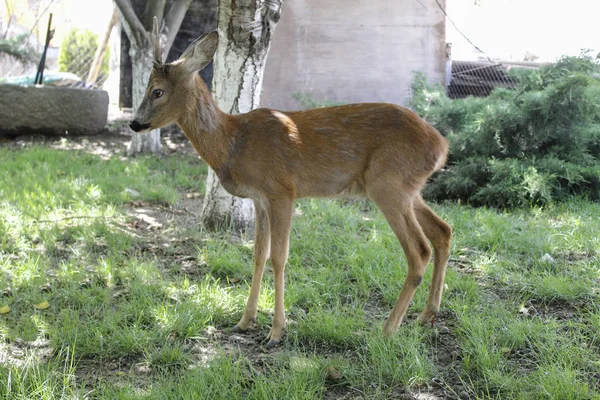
{"left": 129, "top": 17, "right": 219, "bottom": 133}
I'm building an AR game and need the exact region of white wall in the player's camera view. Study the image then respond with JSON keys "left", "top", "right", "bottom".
{"left": 260, "top": 0, "right": 446, "bottom": 110}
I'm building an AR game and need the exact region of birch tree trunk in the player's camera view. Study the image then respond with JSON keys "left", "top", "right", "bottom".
{"left": 201, "top": 0, "right": 284, "bottom": 231}
{"left": 128, "top": 47, "right": 162, "bottom": 155}
{"left": 114, "top": 0, "right": 193, "bottom": 156}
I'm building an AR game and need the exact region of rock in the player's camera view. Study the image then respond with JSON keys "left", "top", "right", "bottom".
{"left": 540, "top": 253, "right": 554, "bottom": 263}
{"left": 518, "top": 306, "right": 529, "bottom": 316}
{"left": 0, "top": 85, "right": 108, "bottom": 137}
{"left": 40, "top": 283, "right": 52, "bottom": 293}
{"left": 125, "top": 188, "right": 141, "bottom": 197}
{"left": 459, "top": 390, "right": 470, "bottom": 400}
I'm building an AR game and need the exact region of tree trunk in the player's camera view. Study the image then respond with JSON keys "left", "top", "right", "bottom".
{"left": 115, "top": 0, "right": 193, "bottom": 156}
{"left": 201, "top": 0, "right": 284, "bottom": 231}
{"left": 127, "top": 44, "right": 162, "bottom": 155}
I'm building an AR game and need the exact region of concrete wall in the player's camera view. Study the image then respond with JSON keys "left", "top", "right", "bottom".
{"left": 260, "top": 0, "right": 446, "bottom": 111}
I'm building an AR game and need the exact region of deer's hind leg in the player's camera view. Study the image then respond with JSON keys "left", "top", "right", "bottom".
{"left": 367, "top": 182, "right": 432, "bottom": 336}
{"left": 414, "top": 196, "right": 452, "bottom": 324}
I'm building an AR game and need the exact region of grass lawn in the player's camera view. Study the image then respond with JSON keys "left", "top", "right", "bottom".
{"left": 1, "top": 139, "right": 599, "bottom": 399}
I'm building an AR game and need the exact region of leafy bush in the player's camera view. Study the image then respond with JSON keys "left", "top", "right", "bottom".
{"left": 291, "top": 92, "right": 344, "bottom": 109}
{"left": 411, "top": 54, "right": 600, "bottom": 208}
{"left": 0, "top": 34, "right": 38, "bottom": 63}
{"left": 58, "top": 28, "right": 110, "bottom": 85}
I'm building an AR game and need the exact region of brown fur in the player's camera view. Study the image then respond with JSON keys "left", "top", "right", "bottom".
{"left": 133, "top": 52, "right": 452, "bottom": 347}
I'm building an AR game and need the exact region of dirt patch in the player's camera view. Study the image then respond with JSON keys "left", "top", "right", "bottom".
{"left": 121, "top": 196, "right": 208, "bottom": 274}
{"left": 75, "top": 355, "right": 151, "bottom": 393}
{"left": 73, "top": 327, "right": 280, "bottom": 394}
{"left": 424, "top": 310, "right": 471, "bottom": 400}
{"left": 521, "top": 299, "right": 587, "bottom": 321}
{"left": 0, "top": 339, "right": 54, "bottom": 368}
{"left": 552, "top": 251, "right": 598, "bottom": 264}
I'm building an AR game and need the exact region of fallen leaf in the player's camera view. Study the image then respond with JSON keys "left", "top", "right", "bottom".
{"left": 34, "top": 301, "right": 50, "bottom": 310}
{"left": 0, "top": 305, "right": 10, "bottom": 314}
{"left": 325, "top": 366, "right": 343, "bottom": 382}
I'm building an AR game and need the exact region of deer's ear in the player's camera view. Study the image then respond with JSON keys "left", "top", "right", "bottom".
{"left": 180, "top": 31, "right": 219, "bottom": 72}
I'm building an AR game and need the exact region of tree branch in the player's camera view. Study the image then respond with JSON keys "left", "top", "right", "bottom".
{"left": 114, "top": 0, "right": 148, "bottom": 48}
{"left": 142, "top": 0, "right": 167, "bottom": 31}
{"left": 163, "top": 0, "right": 193, "bottom": 57}
{"left": 27, "top": 0, "right": 57, "bottom": 38}
{"left": 3, "top": 0, "right": 14, "bottom": 38}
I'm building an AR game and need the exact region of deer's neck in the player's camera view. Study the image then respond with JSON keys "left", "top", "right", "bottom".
{"left": 177, "top": 75, "right": 237, "bottom": 170}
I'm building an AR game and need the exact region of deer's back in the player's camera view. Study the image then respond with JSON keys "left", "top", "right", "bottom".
{"left": 225, "top": 103, "right": 447, "bottom": 199}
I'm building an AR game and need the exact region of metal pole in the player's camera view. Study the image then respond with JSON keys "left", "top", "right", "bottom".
{"left": 34, "top": 13, "right": 54, "bottom": 85}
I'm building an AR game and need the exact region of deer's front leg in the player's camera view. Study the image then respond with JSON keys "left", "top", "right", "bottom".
{"left": 233, "top": 201, "right": 270, "bottom": 332}
{"left": 265, "top": 198, "right": 293, "bottom": 348}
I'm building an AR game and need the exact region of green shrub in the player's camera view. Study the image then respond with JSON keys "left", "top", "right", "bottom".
{"left": 0, "top": 34, "right": 38, "bottom": 63}
{"left": 291, "top": 92, "right": 345, "bottom": 109}
{"left": 412, "top": 54, "right": 600, "bottom": 208}
{"left": 58, "top": 28, "right": 110, "bottom": 85}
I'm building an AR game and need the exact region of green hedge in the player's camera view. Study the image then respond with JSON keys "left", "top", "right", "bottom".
{"left": 412, "top": 55, "right": 600, "bottom": 208}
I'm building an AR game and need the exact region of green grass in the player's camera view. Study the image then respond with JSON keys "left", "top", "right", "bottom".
{"left": 1, "top": 145, "right": 599, "bottom": 399}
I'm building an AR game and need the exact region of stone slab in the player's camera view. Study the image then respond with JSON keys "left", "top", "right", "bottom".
{"left": 0, "top": 85, "right": 109, "bottom": 137}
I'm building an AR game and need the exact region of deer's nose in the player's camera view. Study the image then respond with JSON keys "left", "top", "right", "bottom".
{"left": 129, "top": 120, "right": 150, "bottom": 132}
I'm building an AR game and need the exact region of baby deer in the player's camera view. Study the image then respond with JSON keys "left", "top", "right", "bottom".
{"left": 130, "top": 19, "right": 452, "bottom": 348}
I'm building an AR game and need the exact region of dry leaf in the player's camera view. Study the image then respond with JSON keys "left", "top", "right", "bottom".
{"left": 325, "top": 366, "right": 343, "bottom": 382}
{"left": 0, "top": 305, "right": 10, "bottom": 314}
{"left": 34, "top": 301, "right": 50, "bottom": 310}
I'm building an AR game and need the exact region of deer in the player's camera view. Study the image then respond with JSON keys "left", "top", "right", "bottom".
{"left": 129, "top": 19, "right": 452, "bottom": 348}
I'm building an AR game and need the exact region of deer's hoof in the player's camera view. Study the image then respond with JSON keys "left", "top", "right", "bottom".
{"left": 230, "top": 324, "right": 248, "bottom": 333}
{"left": 265, "top": 339, "right": 281, "bottom": 349}
{"left": 417, "top": 310, "right": 437, "bottom": 325}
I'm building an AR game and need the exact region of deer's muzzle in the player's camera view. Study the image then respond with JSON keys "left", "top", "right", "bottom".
{"left": 129, "top": 120, "right": 151, "bottom": 132}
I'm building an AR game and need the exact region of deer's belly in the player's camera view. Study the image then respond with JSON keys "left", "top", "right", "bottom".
{"left": 295, "top": 174, "right": 366, "bottom": 199}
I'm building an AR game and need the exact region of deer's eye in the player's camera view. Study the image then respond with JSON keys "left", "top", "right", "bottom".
{"left": 152, "top": 89, "right": 164, "bottom": 99}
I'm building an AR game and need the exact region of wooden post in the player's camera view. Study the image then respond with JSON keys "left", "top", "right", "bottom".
{"left": 86, "top": 6, "right": 119, "bottom": 86}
